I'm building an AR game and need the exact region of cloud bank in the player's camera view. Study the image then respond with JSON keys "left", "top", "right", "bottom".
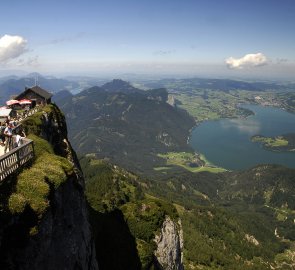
{"left": 0, "top": 34, "right": 27, "bottom": 63}
{"left": 16, "top": 56, "right": 39, "bottom": 67}
{"left": 225, "top": 53, "right": 268, "bottom": 69}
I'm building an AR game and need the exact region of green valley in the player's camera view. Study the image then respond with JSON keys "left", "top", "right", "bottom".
{"left": 81, "top": 154, "right": 295, "bottom": 269}
{"left": 156, "top": 152, "right": 226, "bottom": 173}
{"left": 56, "top": 79, "right": 295, "bottom": 269}
{"left": 1, "top": 1, "right": 295, "bottom": 269}
{"left": 140, "top": 78, "right": 295, "bottom": 122}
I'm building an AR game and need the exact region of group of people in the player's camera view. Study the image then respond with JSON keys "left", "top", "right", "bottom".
{"left": 0, "top": 120, "right": 26, "bottom": 154}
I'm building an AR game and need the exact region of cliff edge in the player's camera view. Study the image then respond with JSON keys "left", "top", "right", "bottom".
{"left": 0, "top": 104, "right": 98, "bottom": 269}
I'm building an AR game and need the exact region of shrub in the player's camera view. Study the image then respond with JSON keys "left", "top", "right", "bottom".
{"left": 28, "top": 134, "right": 54, "bottom": 157}
{"left": 22, "top": 112, "right": 44, "bottom": 135}
{"left": 11, "top": 167, "right": 50, "bottom": 215}
{"left": 136, "top": 239, "right": 156, "bottom": 269}
{"left": 8, "top": 193, "right": 27, "bottom": 214}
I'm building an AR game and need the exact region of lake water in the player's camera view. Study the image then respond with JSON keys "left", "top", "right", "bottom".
{"left": 189, "top": 104, "right": 295, "bottom": 170}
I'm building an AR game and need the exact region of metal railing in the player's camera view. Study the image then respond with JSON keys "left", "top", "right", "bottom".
{"left": 0, "top": 138, "right": 34, "bottom": 181}
{"left": 0, "top": 107, "right": 42, "bottom": 181}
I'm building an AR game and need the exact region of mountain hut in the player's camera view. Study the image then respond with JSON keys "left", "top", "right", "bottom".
{"left": 16, "top": 86, "right": 53, "bottom": 106}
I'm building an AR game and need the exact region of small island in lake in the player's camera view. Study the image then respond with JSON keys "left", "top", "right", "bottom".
{"left": 251, "top": 133, "right": 295, "bottom": 152}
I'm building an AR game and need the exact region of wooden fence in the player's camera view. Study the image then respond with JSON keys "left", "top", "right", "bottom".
{"left": 0, "top": 107, "right": 41, "bottom": 181}
{"left": 0, "top": 138, "right": 34, "bottom": 181}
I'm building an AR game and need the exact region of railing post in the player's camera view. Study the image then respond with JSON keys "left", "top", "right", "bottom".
{"left": 16, "top": 148, "right": 21, "bottom": 169}
{"left": 31, "top": 141, "right": 35, "bottom": 158}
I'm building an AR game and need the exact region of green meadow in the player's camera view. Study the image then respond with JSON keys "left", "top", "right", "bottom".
{"left": 156, "top": 152, "right": 227, "bottom": 173}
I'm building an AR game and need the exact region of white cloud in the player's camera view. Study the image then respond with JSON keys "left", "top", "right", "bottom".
{"left": 225, "top": 53, "right": 268, "bottom": 69}
{"left": 153, "top": 50, "right": 175, "bottom": 56}
{"left": 48, "top": 32, "right": 86, "bottom": 45}
{"left": 16, "top": 56, "right": 39, "bottom": 67}
{"left": 221, "top": 119, "right": 261, "bottom": 135}
{"left": 26, "top": 56, "right": 39, "bottom": 66}
{"left": 0, "top": 34, "right": 28, "bottom": 63}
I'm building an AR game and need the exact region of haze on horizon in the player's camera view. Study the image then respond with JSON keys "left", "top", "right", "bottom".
{"left": 0, "top": 0, "right": 294, "bottom": 80}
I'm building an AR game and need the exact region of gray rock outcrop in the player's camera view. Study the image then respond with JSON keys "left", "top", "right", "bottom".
{"left": 154, "top": 216, "right": 184, "bottom": 270}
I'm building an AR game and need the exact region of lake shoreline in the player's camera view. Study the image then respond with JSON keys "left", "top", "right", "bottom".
{"left": 188, "top": 104, "right": 295, "bottom": 170}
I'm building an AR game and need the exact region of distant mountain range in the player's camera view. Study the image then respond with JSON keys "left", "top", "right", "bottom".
{"left": 58, "top": 79, "right": 195, "bottom": 174}
{"left": 142, "top": 77, "right": 295, "bottom": 92}
{"left": 2, "top": 73, "right": 294, "bottom": 105}
{"left": 3, "top": 75, "right": 293, "bottom": 268}
{"left": 0, "top": 73, "right": 79, "bottom": 105}
{"left": 56, "top": 78, "right": 295, "bottom": 269}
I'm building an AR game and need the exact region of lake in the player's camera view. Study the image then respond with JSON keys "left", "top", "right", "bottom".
{"left": 189, "top": 104, "right": 295, "bottom": 170}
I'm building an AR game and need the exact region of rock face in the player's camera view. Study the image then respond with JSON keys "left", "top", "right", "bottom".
{"left": 154, "top": 216, "right": 184, "bottom": 270}
{"left": 0, "top": 174, "right": 98, "bottom": 270}
{"left": 0, "top": 104, "right": 98, "bottom": 269}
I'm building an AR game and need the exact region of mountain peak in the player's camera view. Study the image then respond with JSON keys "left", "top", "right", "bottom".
{"left": 25, "top": 72, "right": 44, "bottom": 79}
{"left": 101, "top": 79, "right": 141, "bottom": 93}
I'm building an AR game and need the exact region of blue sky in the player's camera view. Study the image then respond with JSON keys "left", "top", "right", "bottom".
{"left": 0, "top": 0, "right": 294, "bottom": 79}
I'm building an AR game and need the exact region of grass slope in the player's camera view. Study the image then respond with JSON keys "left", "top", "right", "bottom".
{"left": 81, "top": 155, "right": 295, "bottom": 269}
{"left": 81, "top": 156, "right": 177, "bottom": 269}
{"left": 157, "top": 152, "right": 227, "bottom": 173}
{"left": 7, "top": 105, "right": 74, "bottom": 218}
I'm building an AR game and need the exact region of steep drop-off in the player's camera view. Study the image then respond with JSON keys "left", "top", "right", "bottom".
{"left": 0, "top": 104, "right": 98, "bottom": 269}
{"left": 81, "top": 156, "right": 183, "bottom": 270}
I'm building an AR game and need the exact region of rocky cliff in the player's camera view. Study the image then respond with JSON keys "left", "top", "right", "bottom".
{"left": 0, "top": 104, "right": 98, "bottom": 269}
{"left": 154, "top": 217, "right": 184, "bottom": 270}
{"left": 81, "top": 155, "right": 185, "bottom": 269}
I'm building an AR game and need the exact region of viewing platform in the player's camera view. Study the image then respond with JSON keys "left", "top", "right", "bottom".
{"left": 0, "top": 109, "right": 40, "bottom": 181}
{"left": 0, "top": 84, "right": 53, "bottom": 181}
{"left": 0, "top": 138, "right": 34, "bottom": 181}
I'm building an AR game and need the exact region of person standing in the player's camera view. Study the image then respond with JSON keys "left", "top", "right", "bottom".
{"left": 14, "top": 130, "right": 26, "bottom": 147}
{"left": 4, "top": 123, "right": 13, "bottom": 153}
{"left": 0, "top": 123, "right": 5, "bottom": 146}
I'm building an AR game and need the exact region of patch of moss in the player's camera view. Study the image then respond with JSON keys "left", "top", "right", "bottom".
{"left": 9, "top": 151, "right": 73, "bottom": 216}
{"left": 42, "top": 104, "right": 55, "bottom": 113}
{"left": 22, "top": 112, "right": 44, "bottom": 135}
{"left": 27, "top": 134, "right": 54, "bottom": 157}
{"left": 29, "top": 226, "right": 38, "bottom": 236}
{"left": 21, "top": 104, "right": 65, "bottom": 137}
{"left": 8, "top": 105, "right": 74, "bottom": 217}
{"left": 8, "top": 193, "right": 27, "bottom": 214}
{"left": 34, "top": 154, "right": 69, "bottom": 188}
{"left": 10, "top": 167, "right": 50, "bottom": 215}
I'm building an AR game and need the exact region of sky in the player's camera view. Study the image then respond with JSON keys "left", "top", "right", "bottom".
{"left": 0, "top": 0, "right": 294, "bottom": 80}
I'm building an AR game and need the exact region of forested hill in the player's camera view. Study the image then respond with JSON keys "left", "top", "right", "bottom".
{"left": 58, "top": 80, "right": 195, "bottom": 175}
{"left": 56, "top": 79, "right": 295, "bottom": 269}
{"left": 82, "top": 155, "right": 295, "bottom": 270}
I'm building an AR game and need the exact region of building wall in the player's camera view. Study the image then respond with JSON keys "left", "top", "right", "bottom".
{"left": 18, "top": 90, "right": 50, "bottom": 105}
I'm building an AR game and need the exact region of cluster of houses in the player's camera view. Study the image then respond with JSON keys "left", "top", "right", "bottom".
{"left": 0, "top": 85, "right": 52, "bottom": 123}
